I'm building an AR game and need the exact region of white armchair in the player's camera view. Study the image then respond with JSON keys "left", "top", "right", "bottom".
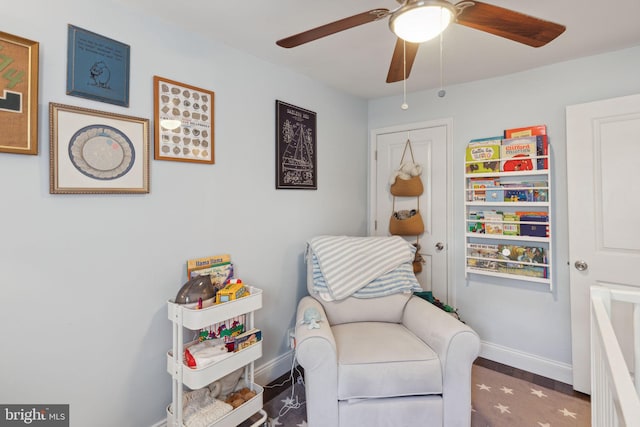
{"left": 295, "top": 237, "right": 480, "bottom": 427}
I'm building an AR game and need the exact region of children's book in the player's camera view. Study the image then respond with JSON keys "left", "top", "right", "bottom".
{"left": 466, "top": 137, "right": 501, "bottom": 173}
{"left": 502, "top": 212, "right": 519, "bottom": 236}
{"left": 501, "top": 137, "right": 537, "bottom": 172}
{"left": 466, "top": 243, "right": 499, "bottom": 271}
{"left": 484, "top": 210, "right": 504, "bottom": 235}
{"left": 187, "top": 254, "right": 231, "bottom": 279}
{"left": 467, "top": 211, "right": 485, "bottom": 233}
{"left": 469, "top": 178, "right": 498, "bottom": 201}
{"left": 233, "top": 328, "right": 262, "bottom": 352}
{"left": 504, "top": 124, "right": 547, "bottom": 139}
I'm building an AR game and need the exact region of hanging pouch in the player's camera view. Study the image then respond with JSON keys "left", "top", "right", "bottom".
{"left": 390, "top": 139, "right": 424, "bottom": 197}
{"left": 389, "top": 209, "right": 425, "bottom": 236}
{"left": 390, "top": 175, "right": 423, "bottom": 197}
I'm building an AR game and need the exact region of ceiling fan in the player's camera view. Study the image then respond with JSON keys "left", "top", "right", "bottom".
{"left": 276, "top": 0, "right": 566, "bottom": 83}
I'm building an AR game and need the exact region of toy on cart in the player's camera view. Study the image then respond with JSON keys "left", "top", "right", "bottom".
{"left": 216, "top": 279, "right": 250, "bottom": 304}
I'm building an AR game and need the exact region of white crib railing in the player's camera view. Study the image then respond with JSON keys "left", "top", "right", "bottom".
{"left": 591, "top": 285, "right": 640, "bottom": 426}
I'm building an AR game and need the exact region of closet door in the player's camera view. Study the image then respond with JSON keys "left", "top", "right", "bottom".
{"left": 567, "top": 93, "right": 640, "bottom": 393}
{"left": 370, "top": 119, "right": 452, "bottom": 301}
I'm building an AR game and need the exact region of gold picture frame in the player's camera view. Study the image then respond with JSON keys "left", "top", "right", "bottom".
{"left": 49, "top": 103, "right": 150, "bottom": 194}
{"left": 153, "top": 76, "right": 215, "bottom": 164}
{"left": 0, "top": 31, "right": 39, "bottom": 155}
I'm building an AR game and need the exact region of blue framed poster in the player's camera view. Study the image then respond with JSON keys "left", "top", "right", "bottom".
{"left": 66, "top": 24, "right": 130, "bottom": 107}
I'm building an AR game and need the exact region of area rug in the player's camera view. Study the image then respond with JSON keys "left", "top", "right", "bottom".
{"left": 242, "top": 364, "right": 590, "bottom": 426}
{"left": 471, "top": 365, "right": 590, "bottom": 427}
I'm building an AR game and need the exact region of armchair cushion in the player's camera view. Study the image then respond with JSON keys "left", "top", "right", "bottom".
{"left": 334, "top": 322, "right": 442, "bottom": 400}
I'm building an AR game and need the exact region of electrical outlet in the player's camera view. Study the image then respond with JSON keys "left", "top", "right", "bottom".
{"left": 288, "top": 328, "right": 296, "bottom": 349}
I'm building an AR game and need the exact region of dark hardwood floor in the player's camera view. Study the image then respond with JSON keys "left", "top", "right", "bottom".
{"left": 473, "top": 357, "right": 591, "bottom": 402}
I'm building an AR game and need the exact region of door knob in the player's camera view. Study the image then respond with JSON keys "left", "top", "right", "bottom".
{"left": 574, "top": 260, "right": 588, "bottom": 271}
{"left": 435, "top": 242, "right": 444, "bottom": 251}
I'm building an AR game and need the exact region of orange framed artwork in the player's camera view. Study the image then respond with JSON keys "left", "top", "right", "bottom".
{"left": 0, "top": 31, "right": 39, "bottom": 155}
{"left": 153, "top": 76, "right": 215, "bottom": 164}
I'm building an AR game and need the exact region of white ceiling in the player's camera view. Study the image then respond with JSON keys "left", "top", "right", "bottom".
{"left": 121, "top": 0, "right": 640, "bottom": 99}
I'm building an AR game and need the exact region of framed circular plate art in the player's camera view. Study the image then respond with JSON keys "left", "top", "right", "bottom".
{"left": 49, "top": 103, "right": 149, "bottom": 194}
{"left": 68, "top": 125, "right": 135, "bottom": 180}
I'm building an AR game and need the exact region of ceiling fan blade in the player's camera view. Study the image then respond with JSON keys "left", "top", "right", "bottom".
{"left": 386, "top": 38, "right": 420, "bottom": 83}
{"left": 455, "top": 1, "right": 566, "bottom": 48}
{"left": 276, "top": 9, "right": 389, "bottom": 48}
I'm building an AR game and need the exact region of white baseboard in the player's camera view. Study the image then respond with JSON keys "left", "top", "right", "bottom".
{"left": 149, "top": 419, "right": 167, "bottom": 427}
{"left": 254, "top": 349, "right": 296, "bottom": 385}
{"left": 480, "top": 340, "right": 573, "bottom": 385}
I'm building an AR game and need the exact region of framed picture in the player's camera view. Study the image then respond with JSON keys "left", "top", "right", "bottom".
{"left": 153, "top": 76, "right": 215, "bottom": 164}
{"left": 275, "top": 100, "right": 317, "bottom": 189}
{"left": 66, "top": 24, "right": 130, "bottom": 107}
{"left": 49, "top": 103, "right": 149, "bottom": 194}
{"left": 0, "top": 31, "right": 39, "bottom": 155}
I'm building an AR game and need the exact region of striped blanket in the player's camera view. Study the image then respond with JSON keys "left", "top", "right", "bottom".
{"left": 306, "top": 236, "right": 422, "bottom": 301}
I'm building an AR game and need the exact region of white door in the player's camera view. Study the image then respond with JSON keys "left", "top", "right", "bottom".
{"left": 567, "top": 92, "right": 640, "bottom": 393}
{"left": 369, "top": 119, "right": 452, "bottom": 302}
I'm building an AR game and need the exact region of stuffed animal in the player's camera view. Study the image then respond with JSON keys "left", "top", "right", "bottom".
{"left": 301, "top": 307, "right": 322, "bottom": 329}
{"left": 389, "top": 161, "right": 423, "bottom": 185}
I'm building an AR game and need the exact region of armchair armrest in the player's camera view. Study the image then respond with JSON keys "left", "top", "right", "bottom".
{"left": 294, "top": 296, "right": 339, "bottom": 426}
{"left": 402, "top": 296, "right": 480, "bottom": 426}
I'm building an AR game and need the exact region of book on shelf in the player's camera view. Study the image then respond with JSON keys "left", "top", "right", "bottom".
{"left": 502, "top": 181, "right": 548, "bottom": 202}
{"left": 504, "top": 125, "right": 549, "bottom": 169}
{"left": 516, "top": 211, "right": 549, "bottom": 237}
{"left": 466, "top": 137, "right": 501, "bottom": 173}
{"left": 468, "top": 211, "right": 485, "bottom": 233}
{"left": 466, "top": 243, "right": 499, "bottom": 271}
{"left": 502, "top": 212, "right": 520, "bottom": 236}
{"left": 468, "top": 178, "right": 499, "bottom": 201}
{"left": 497, "top": 244, "right": 546, "bottom": 264}
{"left": 501, "top": 137, "right": 537, "bottom": 172}
{"left": 535, "top": 134, "right": 549, "bottom": 170}
{"left": 484, "top": 210, "right": 504, "bottom": 235}
{"left": 497, "top": 264, "right": 548, "bottom": 278}
{"left": 496, "top": 244, "right": 548, "bottom": 278}
{"left": 504, "top": 124, "right": 547, "bottom": 139}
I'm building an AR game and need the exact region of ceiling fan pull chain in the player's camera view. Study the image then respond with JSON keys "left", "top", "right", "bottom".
{"left": 438, "top": 28, "right": 446, "bottom": 98}
{"left": 401, "top": 39, "right": 409, "bottom": 110}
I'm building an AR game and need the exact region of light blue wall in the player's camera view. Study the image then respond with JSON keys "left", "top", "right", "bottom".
{"left": 0, "top": 1, "right": 368, "bottom": 426}
{"left": 369, "top": 45, "right": 640, "bottom": 373}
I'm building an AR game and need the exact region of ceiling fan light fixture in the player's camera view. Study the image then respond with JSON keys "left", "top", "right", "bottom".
{"left": 390, "top": 0, "right": 456, "bottom": 43}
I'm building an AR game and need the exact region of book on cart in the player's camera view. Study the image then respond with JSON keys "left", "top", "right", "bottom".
{"left": 233, "top": 328, "right": 262, "bottom": 352}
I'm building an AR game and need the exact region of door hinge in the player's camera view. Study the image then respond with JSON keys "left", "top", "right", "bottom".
{"left": 374, "top": 220, "right": 377, "bottom": 231}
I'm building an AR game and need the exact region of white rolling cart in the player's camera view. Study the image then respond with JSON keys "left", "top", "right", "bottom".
{"left": 167, "top": 286, "right": 267, "bottom": 427}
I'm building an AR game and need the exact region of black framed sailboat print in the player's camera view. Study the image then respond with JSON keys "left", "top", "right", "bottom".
{"left": 275, "top": 100, "right": 317, "bottom": 190}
